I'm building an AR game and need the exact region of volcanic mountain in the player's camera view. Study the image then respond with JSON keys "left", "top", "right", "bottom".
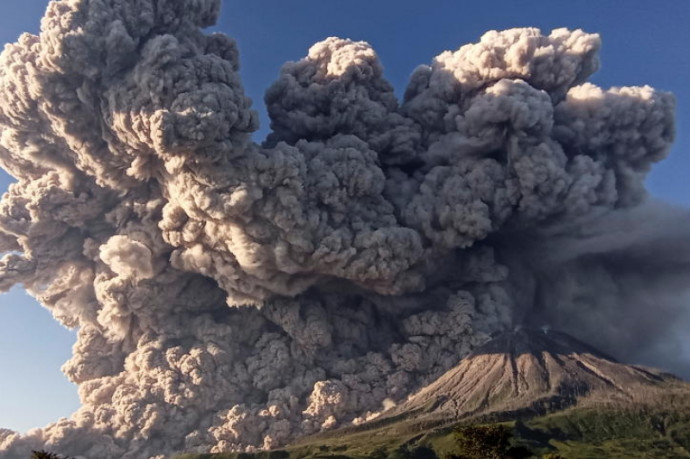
{"left": 179, "top": 329, "right": 690, "bottom": 458}
{"left": 385, "top": 328, "right": 690, "bottom": 423}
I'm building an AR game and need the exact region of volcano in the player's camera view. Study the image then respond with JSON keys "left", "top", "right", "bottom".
{"left": 265, "top": 330, "right": 690, "bottom": 459}
{"left": 385, "top": 328, "right": 689, "bottom": 423}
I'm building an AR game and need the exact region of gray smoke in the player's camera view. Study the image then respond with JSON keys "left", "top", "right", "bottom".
{"left": 0, "top": 1, "right": 685, "bottom": 457}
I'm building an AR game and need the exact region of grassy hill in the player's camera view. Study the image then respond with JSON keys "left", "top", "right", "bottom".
{"left": 175, "top": 403, "right": 690, "bottom": 458}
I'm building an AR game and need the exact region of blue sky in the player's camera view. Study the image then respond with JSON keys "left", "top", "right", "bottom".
{"left": 0, "top": 0, "right": 688, "bottom": 432}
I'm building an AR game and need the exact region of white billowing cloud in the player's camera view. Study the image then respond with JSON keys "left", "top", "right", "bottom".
{"left": 0, "top": 0, "right": 684, "bottom": 457}
{"left": 100, "top": 235, "right": 154, "bottom": 280}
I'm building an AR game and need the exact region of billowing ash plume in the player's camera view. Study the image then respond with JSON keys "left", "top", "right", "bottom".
{"left": 0, "top": 0, "right": 686, "bottom": 457}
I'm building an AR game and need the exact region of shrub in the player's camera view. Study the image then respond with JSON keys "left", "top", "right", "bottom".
{"left": 448, "top": 425, "right": 525, "bottom": 459}
{"left": 456, "top": 425, "right": 511, "bottom": 458}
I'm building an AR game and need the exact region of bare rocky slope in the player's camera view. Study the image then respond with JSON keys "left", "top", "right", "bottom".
{"left": 384, "top": 328, "right": 690, "bottom": 423}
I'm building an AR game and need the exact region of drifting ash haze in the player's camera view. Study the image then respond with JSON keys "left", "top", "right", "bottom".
{"left": 0, "top": 0, "right": 687, "bottom": 457}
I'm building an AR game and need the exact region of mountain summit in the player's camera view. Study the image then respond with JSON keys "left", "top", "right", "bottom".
{"left": 387, "top": 328, "right": 688, "bottom": 422}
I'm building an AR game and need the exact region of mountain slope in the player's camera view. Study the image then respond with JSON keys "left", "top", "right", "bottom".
{"left": 385, "top": 328, "right": 688, "bottom": 422}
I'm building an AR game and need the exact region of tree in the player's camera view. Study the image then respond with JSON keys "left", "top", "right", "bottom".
{"left": 449, "top": 425, "right": 513, "bottom": 459}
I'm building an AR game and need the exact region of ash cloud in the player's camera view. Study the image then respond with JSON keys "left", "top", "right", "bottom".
{"left": 0, "top": 0, "right": 685, "bottom": 457}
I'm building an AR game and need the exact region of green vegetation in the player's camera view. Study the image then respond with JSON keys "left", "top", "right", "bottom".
{"left": 175, "top": 405, "right": 690, "bottom": 458}
{"left": 444, "top": 425, "right": 532, "bottom": 458}
{"left": 519, "top": 407, "right": 690, "bottom": 458}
